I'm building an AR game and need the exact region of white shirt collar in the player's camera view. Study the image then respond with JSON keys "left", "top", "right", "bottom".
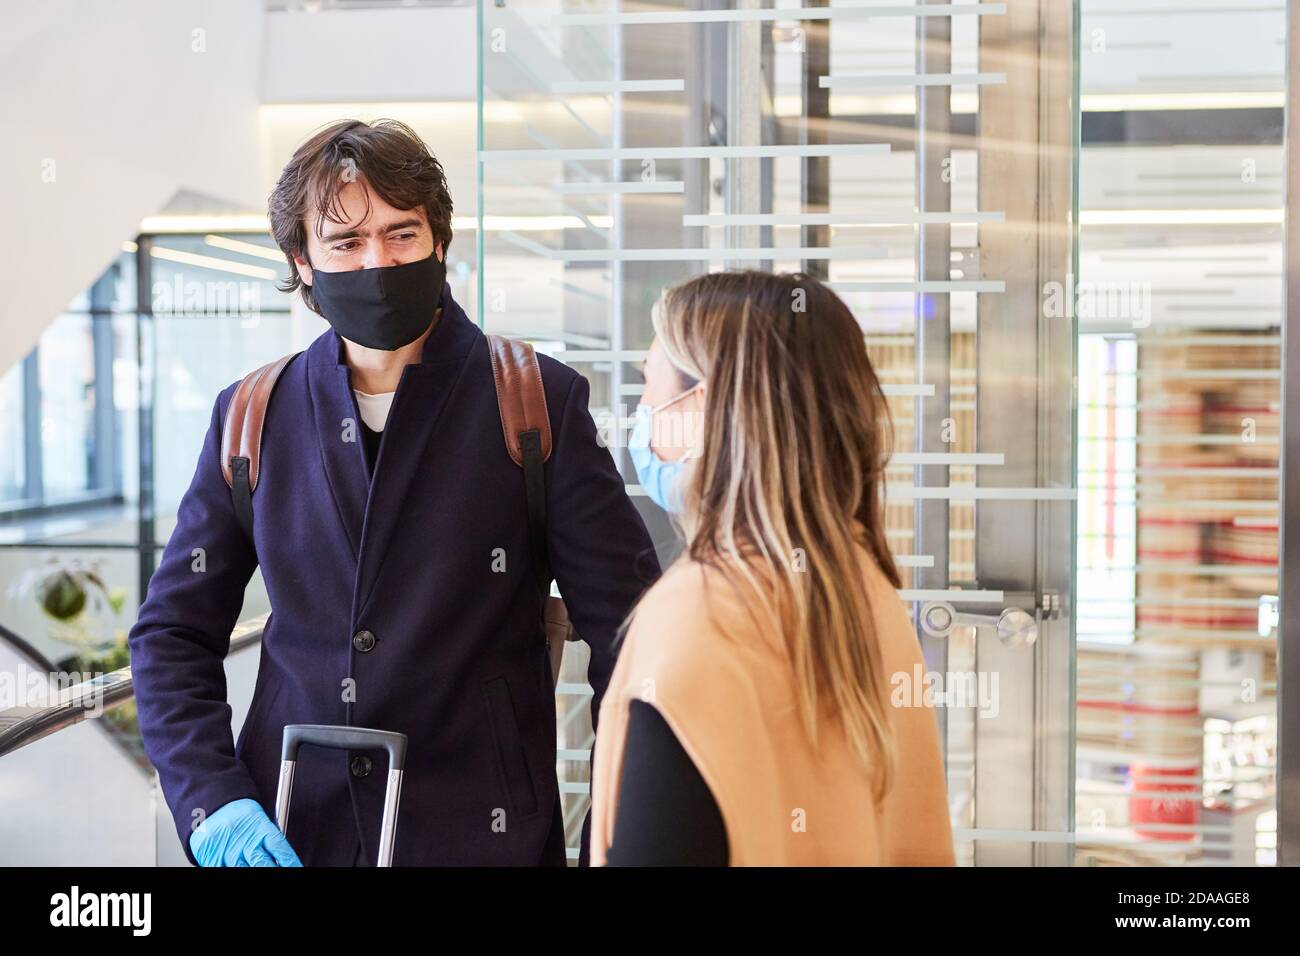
{"left": 354, "top": 389, "right": 395, "bottom": 432}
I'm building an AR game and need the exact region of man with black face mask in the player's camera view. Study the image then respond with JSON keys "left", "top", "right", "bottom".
{"left": 127, "top": 119, "right": 660, "bottom": 867}
{"left": 296, "top": 224, "right": 449, "bottom": 476}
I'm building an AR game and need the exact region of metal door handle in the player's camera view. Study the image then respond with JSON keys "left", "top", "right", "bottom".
{"left": 920, "top": 590, "right": 1061, "bottom": 647}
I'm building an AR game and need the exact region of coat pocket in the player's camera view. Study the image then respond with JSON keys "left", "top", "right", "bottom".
{"left": 236, "top": 672, "right": 283, "bottom": 759}
{"left": 482, "top": 675, "right": 539, "bottom": 819}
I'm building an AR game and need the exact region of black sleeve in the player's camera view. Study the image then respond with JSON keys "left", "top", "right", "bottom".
{"left": 604, "top": 699, "right": 729, "bottom": 866}
{"left": 541, "top": 369, "right": 660, "bottom": 866}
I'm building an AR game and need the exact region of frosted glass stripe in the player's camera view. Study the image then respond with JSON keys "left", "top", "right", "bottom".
{"left": 831, "top": 280, "right": 1006, "bottom": 293}
{"left": 819, "top": 71, "right": 1007, "bottom": 89}
{"left": 899, "top": 589, "right": 1006, "bottom": 603}
{"left": 481, "top": 143, "right": 889, "bottom": 161}
{"left": 886, "top": 485, "right": 1078, "bottom": 501}
{"left": 554, "top": 349, "right": 646, "bottom": 362}
{"left": 554, "top": 180, "right": 685, "bottom": 194}
{"left": 892, "top": 452, "right": 1006, "bottom": 465}
{"left": 550, "top": 245, "right": 895, "bottom": 262}
{"left": 685, "top": 211, "right": 1005, "bottom": 226}
{"left": 550, "top": 79, "right": 685, "bottom": 93}
{"left": 552, "top": 4, "right": 1008, "bottom": 26}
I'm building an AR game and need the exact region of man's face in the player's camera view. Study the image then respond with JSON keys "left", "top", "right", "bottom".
{"left": 294, "top": 178, "right": 444, "bottom": 288}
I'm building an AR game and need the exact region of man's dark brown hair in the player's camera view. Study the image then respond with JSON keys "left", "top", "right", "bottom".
{"left": 268, "top": 118, "right": 454, "bottom": 314}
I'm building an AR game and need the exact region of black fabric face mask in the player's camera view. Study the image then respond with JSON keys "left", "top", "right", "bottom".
{"left": 309, "top": 249, "right": 446, "bottom": 350}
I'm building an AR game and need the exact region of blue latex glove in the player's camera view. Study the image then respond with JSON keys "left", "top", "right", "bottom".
{"left": 190, "top": 798, "right": 303, "bottom": 867}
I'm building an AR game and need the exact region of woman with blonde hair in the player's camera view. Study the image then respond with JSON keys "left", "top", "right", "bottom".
{"left": 589, "top": 270, "right": 954, "bottom": 866}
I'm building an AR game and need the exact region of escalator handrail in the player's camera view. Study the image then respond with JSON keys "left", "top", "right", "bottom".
{"left": 0, "top": 620, "right": 60, "bottom": 673}
{"left": 0, "top": 612, "right": 268, "bottom": 759}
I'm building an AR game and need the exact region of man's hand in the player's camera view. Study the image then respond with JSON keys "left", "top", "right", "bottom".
{"left": 190, "top": 798, "right": 303, "bottom": 867}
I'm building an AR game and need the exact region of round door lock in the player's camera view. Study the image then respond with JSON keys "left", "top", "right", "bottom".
{"left": 920, "top": 602, "right": 956, "bottom": 639}
{"left": 996, "top": 607, "right": 1038, "bottom": 648}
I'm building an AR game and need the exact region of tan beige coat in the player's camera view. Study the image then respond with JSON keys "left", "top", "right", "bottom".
{"left": 590, "top": 547, "right": 955, "bottom": 866}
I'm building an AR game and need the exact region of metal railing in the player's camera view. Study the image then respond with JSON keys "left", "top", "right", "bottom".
{"left": 0, "top": 613, "right": 267, "bottom": 760}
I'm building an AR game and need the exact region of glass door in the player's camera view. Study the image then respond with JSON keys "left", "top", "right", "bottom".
{"left": 927, "top": 0, "right": 1077, "bottom": 865}
{"left": 1072, "top": 0, "right": 1285, "bottom": 865}
{"left": 478, "top": 0, "right": 1283, "bottom": 867}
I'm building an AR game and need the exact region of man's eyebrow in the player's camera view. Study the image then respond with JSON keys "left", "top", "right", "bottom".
{"left": 319, "top": 218, "right": 427, "bottom": 243}
{"left": 383, "top": 218, "right": 426, "bottom": 233}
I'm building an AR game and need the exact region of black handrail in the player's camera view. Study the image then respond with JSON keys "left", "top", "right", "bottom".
{"left": 0, "top": 620, "right": 59, "bottom": 672}
{"left": 0, "top": 612, "right": 267, "bottom": 759}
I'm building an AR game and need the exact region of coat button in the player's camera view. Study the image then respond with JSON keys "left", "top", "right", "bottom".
{"left": 350, "top": 755, "right": 372, "bottom": 777}
{"left": 352, "top": 629, "right": 376, "bottom": 653}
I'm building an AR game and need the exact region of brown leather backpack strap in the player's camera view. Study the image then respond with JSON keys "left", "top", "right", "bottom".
{"left": 486, "top": 334, "right": 552, "bottom": 465}
{"left": 487, "top": 333, "right": 552, "bottom": 589}
{"left": 486, "top": 334, "right": 577, "bottom": 687}
{"left": 219, "top": 352, "right": 298, "bottom": 540}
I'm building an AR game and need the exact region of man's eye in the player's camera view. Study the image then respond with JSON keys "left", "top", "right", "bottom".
{"left": 334, "top": 241, "right": 359, "bottom": 252}
{"left": 392, "top": 232, "right": 416, "bottom": 241}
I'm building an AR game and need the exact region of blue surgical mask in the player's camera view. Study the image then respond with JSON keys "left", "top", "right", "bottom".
{"left": 629, "top": 385, "right": 701, "bottom": 513}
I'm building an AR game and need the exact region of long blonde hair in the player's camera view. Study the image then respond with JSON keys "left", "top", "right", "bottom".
{"left": 642, "top": 269, "right": 901, "bottom": 801}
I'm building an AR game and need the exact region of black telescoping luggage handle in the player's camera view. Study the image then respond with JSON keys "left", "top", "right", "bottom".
{"left": 281, "top": 723, "right": 407, "bottom": 770}
{"left": 275, "top": 724, "right": 409, "bottom": 866}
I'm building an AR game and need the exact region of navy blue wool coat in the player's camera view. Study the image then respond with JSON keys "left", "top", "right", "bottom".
{"left": 127, "top": 282, "right": 660, "bottom": 866}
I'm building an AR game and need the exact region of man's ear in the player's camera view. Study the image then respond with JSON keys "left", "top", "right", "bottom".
{"left": 435, "top": 241, "right": 444, "bottom": 262}
{"left": 294, "top": 254, "right": 313, "bottom": 288}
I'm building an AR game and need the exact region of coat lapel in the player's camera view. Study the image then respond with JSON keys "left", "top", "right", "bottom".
{"left": 306, "top": 281, "right": 482, "bottom": 621}
{"left": 307, "top": 345, "right": 371, "bottom": 562}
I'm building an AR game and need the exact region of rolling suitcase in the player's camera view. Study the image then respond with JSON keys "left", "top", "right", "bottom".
{"left": 275, "top": 723, "right": 409, "bottom": 867}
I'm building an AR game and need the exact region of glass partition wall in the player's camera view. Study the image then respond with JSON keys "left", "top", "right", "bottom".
{"left": 1074, "top": 1, "right": 1285, "bottom": 865}
{"left": 0, "top": 230, "right": 310, "bottom": 865}
{"left": 0, "top": 232, "right": 310, "bottom": 659}
{"left": 479, "top": 0, "right": 1288, "bottom": 866}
